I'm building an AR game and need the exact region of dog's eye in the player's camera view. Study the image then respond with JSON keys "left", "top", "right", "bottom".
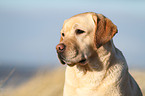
{"left": 62, "top": 33, "right": 65, "bottom": 37}
{"left": 75, "top": 29, "right": 85, "bottom": 35}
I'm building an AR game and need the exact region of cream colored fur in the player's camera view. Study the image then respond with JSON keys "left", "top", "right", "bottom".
{"left": 56, "top": 12, "right": 142, "bottom": 96}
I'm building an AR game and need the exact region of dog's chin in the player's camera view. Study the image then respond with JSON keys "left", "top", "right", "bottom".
{"left": 60, "top": 58, "right": 88, "bottom": 67}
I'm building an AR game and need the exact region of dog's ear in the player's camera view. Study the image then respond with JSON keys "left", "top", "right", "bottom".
{"left": 92, "top": 14, "right": 118, "bottom": 48}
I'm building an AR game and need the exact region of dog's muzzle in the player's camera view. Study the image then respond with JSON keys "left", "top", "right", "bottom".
{"left": 56, "top": 43, "right": 88, "bottom": 66}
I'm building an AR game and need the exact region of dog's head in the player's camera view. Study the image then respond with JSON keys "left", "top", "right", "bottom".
{"left": 56, "top": 12, "right": 117, "bottom": 66}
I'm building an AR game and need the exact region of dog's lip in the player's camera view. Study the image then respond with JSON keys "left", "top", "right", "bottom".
{"left": 60, "top": 59, "right": 66, "bottom": 65}
{"left": 77, "top": 58, "right": 88, "bottom": 66}
{"left": 58, "top": 53, "right": 88, "bottom": 66}
{"left": 66, "top": 58, "right": 88, "bottom": 66}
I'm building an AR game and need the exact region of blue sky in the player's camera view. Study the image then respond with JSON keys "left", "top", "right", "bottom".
{"left": 0, "top": 0, "right": 145, "bottom": 68}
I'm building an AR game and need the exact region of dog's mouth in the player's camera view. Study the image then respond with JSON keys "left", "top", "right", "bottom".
{"left": 57, "top": 52, "right": 88, "bottom": 66}
{"left": 77, "top": 58, "right": 87, "bottom": 65}
{"left": 59, "top": 57, "right": 88, "bottom": 66}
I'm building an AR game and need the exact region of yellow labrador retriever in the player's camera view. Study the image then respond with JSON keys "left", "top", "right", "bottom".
{"left": 56, "top": 12, "right": 142, "bottom": 96}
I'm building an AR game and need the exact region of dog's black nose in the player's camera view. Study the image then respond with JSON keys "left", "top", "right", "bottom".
{"left": 56, "top": 43, "right": 66, "bottom": 53}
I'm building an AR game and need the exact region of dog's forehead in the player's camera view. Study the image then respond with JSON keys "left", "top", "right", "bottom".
{"left": 62, "top": 13, "right": 94, "bottom": 32}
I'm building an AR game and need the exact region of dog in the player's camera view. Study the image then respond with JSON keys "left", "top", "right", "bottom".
{"left": 56, "top": 12, "right": 142, "bottom": 96}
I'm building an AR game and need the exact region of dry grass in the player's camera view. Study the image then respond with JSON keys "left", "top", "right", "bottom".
{"left": 129, "top": 70, "right": 145, "bottom": 95}
{"left": 2, "top": 68, "right": 145, "bottom": 96}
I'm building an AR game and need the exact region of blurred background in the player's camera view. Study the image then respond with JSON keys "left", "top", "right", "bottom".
{"left": 0, "top": 0, "right": 145, "bottom": 96}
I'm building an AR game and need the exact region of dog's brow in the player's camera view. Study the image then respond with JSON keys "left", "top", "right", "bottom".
{"left": 73, "top": 23, "right": 79, "bottom": 29}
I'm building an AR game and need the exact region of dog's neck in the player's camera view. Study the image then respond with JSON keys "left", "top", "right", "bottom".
{"left": 93, "top": 39, "right": 118, "bottom": 71}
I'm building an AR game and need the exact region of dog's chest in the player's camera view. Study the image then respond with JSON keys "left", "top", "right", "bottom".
{"left": 65, "top": 66, "right": 106, "bottom": 89}
{"left": 64, "top": 65, "right": 124, "bottom": 96}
